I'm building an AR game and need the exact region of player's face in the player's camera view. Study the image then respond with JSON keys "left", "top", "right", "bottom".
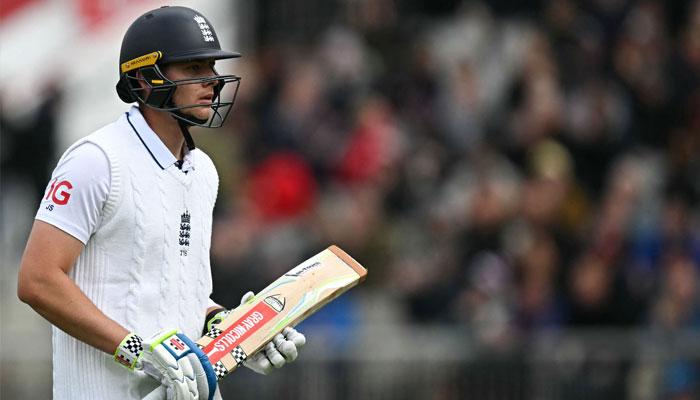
{"left": 165, "top": 59, "right": 219, "bottom": 121}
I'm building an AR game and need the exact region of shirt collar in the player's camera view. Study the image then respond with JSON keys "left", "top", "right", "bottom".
{"left": 124, "top": 106, "right": 195, "bottom": 172}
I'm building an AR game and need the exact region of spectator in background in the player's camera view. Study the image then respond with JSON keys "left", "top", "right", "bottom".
{"left": 207, "top": 0, "right": 700, "bottom": 328}
{"left": 1, "top": 83, "right": 61, "bottom": 200}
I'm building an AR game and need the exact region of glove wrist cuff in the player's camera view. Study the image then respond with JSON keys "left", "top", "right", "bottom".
{"left": 114, "top": 332, "right": 144, "bottom": 370}
{"left": 204, "top": 307, "right": 229, "bottom": 334}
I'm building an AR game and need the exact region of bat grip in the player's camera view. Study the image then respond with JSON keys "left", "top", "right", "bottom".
{"left": 142, "top": 385, "right": 167, "bottom": 400}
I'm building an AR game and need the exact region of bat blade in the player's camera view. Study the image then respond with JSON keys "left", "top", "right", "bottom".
{"left": 197, "top": 244, "right": 367, "bottom": 379}
{"left": 143, "top": 245, "right": 366, "bottom": 399}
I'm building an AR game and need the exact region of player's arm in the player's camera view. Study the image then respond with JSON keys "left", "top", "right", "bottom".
{"left": 18, "top": 220, "right": 130, "bottom": 354}
{"left": 18, "top": 141, "right": 130, "bottom": 354}
{"left": 19, "top": 221, "right": 217, "bottom": 400}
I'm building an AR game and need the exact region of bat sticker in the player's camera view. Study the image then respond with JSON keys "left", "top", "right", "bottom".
{"left": 284, "top": 261, "right": 322, "bottom": 277}
{"left": 202, "top": 301, "right": 280, "bottom": 364}
{"left": 264, "top": 295, "right": 286, "bottom": 312}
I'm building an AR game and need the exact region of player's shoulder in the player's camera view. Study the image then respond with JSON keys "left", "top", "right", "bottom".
{"left": 62, "top": 141, "right": 109, "bottom": 167}
{"left": 83, "top": 114, "right": 130, "bottom": 146}
{"left": 53, "top": 140, "right": 111, "bottom": 189}
{"left": 62, "top": 112, "right": 129, "bottom": 153}
{"left": 58, "top": 134, "right": 111, "bottom": 171}
{"left": 54, "top": 112, "right": 134, "bottom": 178}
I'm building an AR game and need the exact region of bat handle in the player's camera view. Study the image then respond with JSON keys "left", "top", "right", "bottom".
{"left": 142, "top": 385, "right": 167, "bottom": 400}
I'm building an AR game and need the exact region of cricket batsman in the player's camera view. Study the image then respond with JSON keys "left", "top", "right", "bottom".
{"left": 17, "top": 6, "right": 305, "bottom": 400}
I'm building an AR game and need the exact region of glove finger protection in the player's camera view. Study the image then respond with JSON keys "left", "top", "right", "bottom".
{"left": 283, "top": 326, "right": 306, "bottom": 348}
{"left": 268, "top": 326, "right": 307, "bottom": 363}
{"left": 264, "top": 340, "right": 287, "bottom": 368}
{"left": 243, "top": 343, "right": 276, "bottom": 375}
{"left": 240, "top": 290, "right": 255, "bottom": 305}
{"left": 273, "top": 330, "right": 298, "bottom": 362}
{"left": 135, "top": 329, "right": 217, "bottom": 400}
{"left": 139, "top": 353, "right": 214, "bottom": 400}
{"left": 243, "top": 336, "right": 297, "bottom": 375}
{"left": 185, "top": 353, "right": 212, "bottom": 400}
{"left": 145, "top": 343, "right": 196, "bottom": 400}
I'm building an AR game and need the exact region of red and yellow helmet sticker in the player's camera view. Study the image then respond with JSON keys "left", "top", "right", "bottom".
{"left": 121, "top": 51, "right": 162, "bottom": 73}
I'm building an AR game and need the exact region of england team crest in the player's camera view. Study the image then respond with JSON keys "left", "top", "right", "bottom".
{"left": 179, "top": 211, "right": 190, "bottom": 256}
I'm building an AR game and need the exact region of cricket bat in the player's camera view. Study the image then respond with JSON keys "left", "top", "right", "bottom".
{"left": 143, "top": 245, "right": 367, "bottom": 399}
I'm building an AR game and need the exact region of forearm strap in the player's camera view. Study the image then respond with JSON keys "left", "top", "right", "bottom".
{"left": 114, "top": 332, "right": 144, "bottom": 370}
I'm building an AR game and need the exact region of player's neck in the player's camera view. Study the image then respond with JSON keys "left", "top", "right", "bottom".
{"left": 140, "top": 107, "right": 187, "bottom": 160}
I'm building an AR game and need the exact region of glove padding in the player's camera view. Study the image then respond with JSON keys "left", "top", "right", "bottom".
{"left": 236, "top": 291, "right": 307, "bottom": 375}
{"left": 243, "top": 326, "right": 307, "bottom": 375}
{"left": 138, "top": 329, "right": 217, "bottom": 400}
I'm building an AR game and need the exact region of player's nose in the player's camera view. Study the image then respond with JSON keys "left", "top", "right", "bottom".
{"left": 203, "top": 69, "right": 219, "bottom": 87}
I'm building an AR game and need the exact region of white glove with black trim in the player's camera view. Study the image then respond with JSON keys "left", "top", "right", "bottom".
{"left": 205, "top": 291, "right": 307, "bottom": 375}
{"left": 114, "top": 330, "right": 217, "bottom": 400}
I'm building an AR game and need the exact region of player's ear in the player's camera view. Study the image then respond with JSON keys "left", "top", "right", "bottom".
{"left": 134, "top": 70, "right": 149, "bottom": 89}
{"left": 138, "top": 66, "right": 175, "bottom": 108}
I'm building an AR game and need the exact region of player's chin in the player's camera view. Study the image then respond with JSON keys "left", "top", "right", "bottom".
{"left": 186, "top": 106, "right": 213, "bottom": 121}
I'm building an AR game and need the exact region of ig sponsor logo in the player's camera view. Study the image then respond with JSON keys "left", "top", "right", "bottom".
{"left": 45, "top": 179, "right": 73, "bottom": 210}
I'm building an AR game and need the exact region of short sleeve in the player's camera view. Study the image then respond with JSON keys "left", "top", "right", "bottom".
{"left": 35, "top": 142, "right": 111, "bottom": 244}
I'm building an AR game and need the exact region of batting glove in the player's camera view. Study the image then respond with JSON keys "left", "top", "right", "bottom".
{"left": 114, "top": 330, "right": 217, "bottom": 400}
{"left": 205, "top": 291, "right": 307, "bottom": 375}
{"left": 244, "top": 326, "right": 307, "bottom": 375}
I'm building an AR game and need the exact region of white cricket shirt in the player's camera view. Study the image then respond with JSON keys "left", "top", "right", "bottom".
{"left": 35, "top": 106, "right": 222, "bottom": 400}
{"left": 36, "top": 109, "right": 195, "bottom": 241}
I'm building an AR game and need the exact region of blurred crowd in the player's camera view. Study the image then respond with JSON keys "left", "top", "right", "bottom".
{"left": 199, "top": 2, "right": 700, "bottom": 394}
{"left": 204, "top": 0, "right": 700, "bottom": 342}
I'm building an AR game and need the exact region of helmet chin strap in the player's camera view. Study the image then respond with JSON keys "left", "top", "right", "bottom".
{"left": 171, "top": 110, "right": 208, "bottom": 151}
{"left": 176, "top": 118, "right": 196, "bottom": 151}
